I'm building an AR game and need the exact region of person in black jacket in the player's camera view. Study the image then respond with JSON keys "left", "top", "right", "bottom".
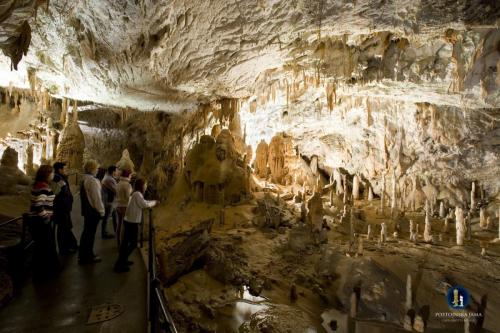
{"left": 52, "top": 162, "right": 78, "bottom": 254}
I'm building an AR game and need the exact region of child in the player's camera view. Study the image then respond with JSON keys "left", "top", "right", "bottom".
{"left": 114, "top": 178, "right": 157, "bottom": 272}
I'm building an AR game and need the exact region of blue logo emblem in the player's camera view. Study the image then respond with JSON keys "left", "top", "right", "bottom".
{"left": 446, "top": 286, "right": 469, "bottom": 310}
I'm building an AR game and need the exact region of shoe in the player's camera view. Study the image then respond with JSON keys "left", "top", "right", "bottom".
{"left": 102, "top": 233, "right": 115, "bottom": 239}
{"left": 92, "top": 255, "right": 102, "bottom": 263}
{"left": 126, "top": 260, "right": 134, "bottom": 266}
{"left": 114, "top": 264, "right": 130, "bottom": 273}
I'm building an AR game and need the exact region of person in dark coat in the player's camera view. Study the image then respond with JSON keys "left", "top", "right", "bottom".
{"left": 101, "top": 165, "right": 119, "bottom": 239}
{"left": 52, "top": 162, "right": 78, "bottom": 254}
{"left": 29, "top": 165, "right": 60, "bottom": 278}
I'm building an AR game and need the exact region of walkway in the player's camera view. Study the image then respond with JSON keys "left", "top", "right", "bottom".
{"left": 0, "top": 195, "right": 147, "bottom": 333}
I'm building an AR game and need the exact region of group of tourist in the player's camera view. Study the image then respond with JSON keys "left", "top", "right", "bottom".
{"left": 29, "top": 159, "right": 158, "bottom": 278}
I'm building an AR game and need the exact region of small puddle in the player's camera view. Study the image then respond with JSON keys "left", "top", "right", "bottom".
{"left": 232, "top": 285, "right": 268, "bottom": 329}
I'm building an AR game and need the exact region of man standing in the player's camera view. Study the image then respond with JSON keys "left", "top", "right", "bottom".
{"left": 79, "top": 160, "right": 105, "bottom": 264}
{"left": 101, "top": 166, "right": 119, "bottom": 239}
{"left": 52, "top": 162, "right": 78, "bottom": 254}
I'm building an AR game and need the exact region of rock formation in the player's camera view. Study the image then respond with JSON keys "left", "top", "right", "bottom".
{"left": 184, "top": 130, "right": 249, "bottom": 205}
{"left": 456, "top": 207, "right": 466, "bottom": 246}
{"left": 254, "top": 140, "right": 268, "bottom": 179}
{"left": 0, "top": 147, "right": 30, "bottom": 194}
{"left": 116, "top": 149, "right": 135, "bottom": 173}
{"left": 56, "top": 102, "right": 84, "bottom": 171}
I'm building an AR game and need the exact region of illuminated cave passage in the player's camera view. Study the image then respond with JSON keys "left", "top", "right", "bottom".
{"left": 0, "top": 1, "right": 499, "bottom": 333}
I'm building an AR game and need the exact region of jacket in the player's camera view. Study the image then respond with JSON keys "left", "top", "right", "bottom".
{"left": 124, "top": 191, "right": 156, "bottom": 223}
{"left": 116, "top": 177, "right": 132, "bottom": 208}
{"left": 30, "top": 181, "right": 55, "bottom": 222}
{"left": 101, "top": 174, "right": 117, "bottom": 204}
{"left": 81, "top": 174, "right": 105, "bottom": 217}
{"left": 53, "top": 172, "right": 73, "bottom": 213}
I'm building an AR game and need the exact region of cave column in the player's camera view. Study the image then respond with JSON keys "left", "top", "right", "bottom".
{"left": 456, "top": 207, "right": 465, "bottom": 245}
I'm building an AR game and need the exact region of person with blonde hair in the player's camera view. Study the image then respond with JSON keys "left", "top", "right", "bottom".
{"left": 78, "top": 159, "right": 105, "bottom": 264}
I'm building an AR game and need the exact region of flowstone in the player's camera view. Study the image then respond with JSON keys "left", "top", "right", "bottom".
{"left": 184, "top": 130, "right": 250, "bottom": 205}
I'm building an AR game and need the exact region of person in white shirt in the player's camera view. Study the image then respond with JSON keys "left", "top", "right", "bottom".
{"left": 115, "top": 169, "right": 133, "bottom": 246}
{"left": 114, "top": 178, "right": 157, "bottom": 272}
{"left": 79, "top": 160, "right": 105, "bottom": 264}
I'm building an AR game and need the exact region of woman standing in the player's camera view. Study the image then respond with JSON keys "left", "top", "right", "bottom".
{"left": 114, "top": 178, "right": 157, "bottom": 272}
{"left": 30, "top": 165, "right": 59, "bottom": 278}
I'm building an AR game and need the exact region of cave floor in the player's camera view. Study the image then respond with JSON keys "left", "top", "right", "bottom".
{"left": 0, "top": 194, "right": 147, "bottom": 333}
{"left": 155, "top": 180, "right": 500, "bottom": 333}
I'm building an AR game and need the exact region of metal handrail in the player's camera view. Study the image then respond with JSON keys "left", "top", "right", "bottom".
{"left": 145, "top": 208, "right": 178, "bottom": 333}
{"left": 0, "top": 216, "right": 22, "bottom": 228}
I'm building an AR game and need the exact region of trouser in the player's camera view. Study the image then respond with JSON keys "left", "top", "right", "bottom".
{"left": 30, "top": 220, "right": 60, "bottom": 277}
{"left": 116, "top": 221, "right": 138, "bottom": 267}
{"left": 102, "top": 204, "right": 117, "bottom": 236}
{"left": 116, "top": 207, "right": 127, "bottom": 246}
{"left": 54, "top": 211, "right": 78, "bottom": 253}
{"left": 79, "top": 214, "right": 100, "bottom": 261}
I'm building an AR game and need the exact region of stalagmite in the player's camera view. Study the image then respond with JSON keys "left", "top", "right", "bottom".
{"left": 367, "top": 225, "right": 371, "bottom": 240}
{"left": 464, "top": 317, "right": 470, "bottom": 333}
{"left": 349, "top": 292, "right": 357, "bottom": 318}
{"left": 255, "top": 140, "right": 269, "bottom": 178}
{"left": 442, "top": 217, "right": 449, "bottom": 233}
{"left": 413, "top": 315, "right": 425, "bottom": 333}
{"left": 352, "top": 174, "right": 360, "bottom": 200}
{"left": 219, "top": 208, "right": 225, "bottom": 226}
{"left": 439, "top": 201, "right": 446, "bottom": 218}
{"left": 405, "top": 274, "right": 412, "bottom": 310}
{"left": 380, "top": 223, "right": 387, "bottom": 243}
{"left": 342, "top": 174, "right": 348, "bottom": 204}
{"left": 357, "top": 237, "right": 363, "bottom": 256}
{"left": 56, "top": 100, "right": 84, "bottom": 173}
{"left": 466, "top": 212, "right": 472, "bottom": 240}
{"left": 334, "top": 168, "right": 343, "bottom": 195}
{"left": 380, "top": 173, "right": 386, "bottom": 213}
{"left": 456, "top": 207, "right": 465, "bottom": 245}
{"left": 268, "top": 134, "right": 289, "bottom": 184}
{"left": 368, "top": 185, "right": 373, "bottom": 201}
{"left": 486, "top": 216, "right": 492, "bottom": 230}
{"left": 470, "top": 181, "right": 476, "bottom": 212}
{"left": 423, "top": 201, "right": 432, "bottom": 242}
{"left": 479, "top": 208, "right": 487, "bottom": 229}
{"left": 116, "top": 149, "right": 135, "bottom": 172}
{"left": 410, "top": 220, "right": 417, "bottom": 242}
{"left": 307, "top": 192, "right": 323, "bottom": 232}
{"left": 391, "top": 170, "right": 397, "bottom": 212}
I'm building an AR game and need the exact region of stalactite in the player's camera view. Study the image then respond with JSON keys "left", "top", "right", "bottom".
{"left": 352, "top": 174, "right": 360, "bottom": 200}
{"left": 325, "top": 82, "right": 335, "bottom": 113}
{"left": 365, "top": 97, "right": 372, "bottom": 127}
{"left": 391, "top": 169, "right": 397, "bottom": 212}
{"left": 249, "top": 100, "right": 257, "bottom": 114}
{"left": 380, "top": 173, "right": 386, "bottom": 213}
{"left": 479, "top": 207, "right": 487, "bottom": 229}
{"left": 60, "top": 98, "right": 67, "bottom": 124}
